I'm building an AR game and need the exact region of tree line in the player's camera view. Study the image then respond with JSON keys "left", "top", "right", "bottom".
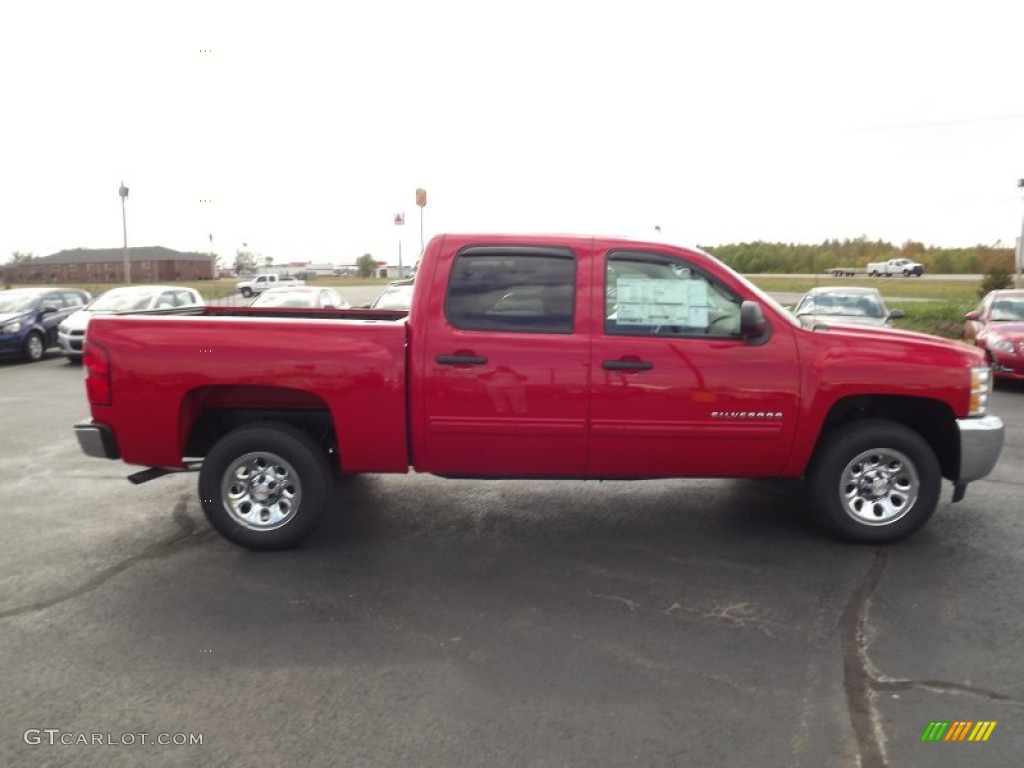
{"left": 702, "top": 238, "right": 1015, "bottom": 274}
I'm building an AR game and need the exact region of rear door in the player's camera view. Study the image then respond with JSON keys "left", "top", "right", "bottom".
{"left": 588, "top": 248, "right": 801, "bottom": 477}
{"left": 416, "top": 244, "right": 591, "bottom": 476}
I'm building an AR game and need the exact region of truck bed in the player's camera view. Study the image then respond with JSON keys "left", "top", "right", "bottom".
{"left": 84, "top": 310, "right": 410, "bottom": 472}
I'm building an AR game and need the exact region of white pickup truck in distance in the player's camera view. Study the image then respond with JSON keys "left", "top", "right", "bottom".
{"left": 237, "top": 274, "right": 305, "bottom": 297}
{"left": 867, "top": 258, "right": 924, "bottom": 277}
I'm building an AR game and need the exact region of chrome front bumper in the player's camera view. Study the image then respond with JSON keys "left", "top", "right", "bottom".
{"left": 956, "top": 415, "right": 1004, "bottom": 484}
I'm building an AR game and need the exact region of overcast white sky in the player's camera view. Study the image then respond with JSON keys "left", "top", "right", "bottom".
{"left": 2, "top": 0, "right": 1022, "bottom": 267}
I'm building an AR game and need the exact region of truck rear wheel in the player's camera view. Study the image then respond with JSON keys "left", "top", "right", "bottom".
{"left": 198, "top": 422, "right": 331, "bottom": 550}
{"left": 806, "top": 419, "right": 940, "bottom": 543}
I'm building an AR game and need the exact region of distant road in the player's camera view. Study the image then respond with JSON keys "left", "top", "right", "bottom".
{"left": 746, "top": 273, "right": 983, "bottom": 282}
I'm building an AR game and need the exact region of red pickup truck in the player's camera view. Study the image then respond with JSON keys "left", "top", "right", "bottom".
{"left": 75, "top": 234, "right": 1004, "bottom": 550}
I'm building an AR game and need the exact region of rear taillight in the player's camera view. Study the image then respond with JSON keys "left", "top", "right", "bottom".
{"left": 84, "top": 342, "right": 112, "bottom": 405}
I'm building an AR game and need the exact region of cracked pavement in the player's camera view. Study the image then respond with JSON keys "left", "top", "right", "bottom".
{"left": 1, "top": 353, "right": 1022, "bottom": 767}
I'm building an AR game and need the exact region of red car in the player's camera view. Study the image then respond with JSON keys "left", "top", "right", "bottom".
{"left": 965, "top": 289, "right": 1024, "bottom": 380}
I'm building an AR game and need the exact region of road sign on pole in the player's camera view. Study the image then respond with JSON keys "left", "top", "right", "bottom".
{"left": 415, "top": 188, "right": 427, "bottom": 254}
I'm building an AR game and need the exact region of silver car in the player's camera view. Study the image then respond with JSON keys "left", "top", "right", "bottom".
{"left": 58, "top": 285, "right": 204, "bottom": 361}
{"left": 792, "top": 286, "right": 904, "bottom": 328}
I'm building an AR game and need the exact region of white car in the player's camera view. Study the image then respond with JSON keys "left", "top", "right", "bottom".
{"left": 58, "top": 285, "right": 204, "bottom": 361}
{"left": 792, "top": 286, "right": 904, "bottom": 329}
{"left": 250, "top": 286, "right": 350, "bottom": 309}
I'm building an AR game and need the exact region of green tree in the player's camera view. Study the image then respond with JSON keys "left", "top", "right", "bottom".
{"left": 4, "top": 251, "right": 35, "bottom": 288}
{"left": 234, "top": 249, "right": 257, "bottom": 275}
{"left": 7, "top": 250, "right": 34, "bottom": 265}
{"left": 356, "top": 253, "right": 377, "bottom": 278}
{"left": 978, "top": 261, "right": 1014, "bottom": 297}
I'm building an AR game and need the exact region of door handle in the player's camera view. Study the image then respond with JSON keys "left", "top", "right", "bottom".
{"left": 603, "top": 359, "right": 654, "bottom": 371}
{"left": 437, "top": 354, "right": 488, "bottom": 366}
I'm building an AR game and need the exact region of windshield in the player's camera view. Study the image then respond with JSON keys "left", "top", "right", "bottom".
{"left": 252, "top": 290, "right": 316, "bottom": 307}
{"left": 372, "top": 286, "right": 414, "bottom": 310}
{"left": 797, "top": 293, "right": 884, "bottom": 319}
{"left": 990, "top": 298, "right": 1024, "bottom": 321}
{"left": 89, "top": 290, "right": 160, "bottom": 311}
{"left": 0, "top": 292, "right": 40, "bottom": 314}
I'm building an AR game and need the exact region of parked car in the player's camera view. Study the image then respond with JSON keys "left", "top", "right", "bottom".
{"left": 249, "top": 286, "right": 349, "bottom": 309}
{"left": 0, "top": 287, "right": 92, "bottom": 362}
{"left": 368, "top": 280, "right": 415, "bottom": 311}
{"left": 58, "top": 285, "right": 204, "bottom": 362}
{"left": 964, "top": 289, "right": 1024, "bottom": 380}
{"left": 791, "top": 286, "right": 904, "bottom": 328}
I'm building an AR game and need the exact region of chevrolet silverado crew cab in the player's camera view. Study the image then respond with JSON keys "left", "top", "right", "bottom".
{"left": 75, "top": 234, "right": 1004, "bottom": 550}
{"left": 236, "top": 273, "right": 304, "bottom": 298}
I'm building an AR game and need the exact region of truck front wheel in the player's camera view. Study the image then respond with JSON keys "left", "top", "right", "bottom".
{"left": 198, "top": 422, "right": 331, "bottom": 550}
{"left": 240, "top": 287, "right": 252, "bottom": 298}
{"left": 806, "top": 419, "right": 940, "bottom": 543}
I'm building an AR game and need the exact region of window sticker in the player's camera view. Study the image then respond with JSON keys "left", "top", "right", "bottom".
{"left": 615, "top": 276, "right": 710, "bottom": 327}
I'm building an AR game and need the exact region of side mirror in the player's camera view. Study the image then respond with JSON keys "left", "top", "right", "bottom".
{"left": 41, "top": 305, "right": 59, "bottom": 314}
{"left": 740, "top": 301, "right": 769, "bottom": 343}
{"left": 964, "top": 310, "right": 980, "bottom": 321}
{"left": 888, "top": 308, "right": 906, "bottom": 320}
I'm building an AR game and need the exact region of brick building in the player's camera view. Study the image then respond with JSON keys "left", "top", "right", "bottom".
{"left": 6, "top": 246, "right": 214, "bottom": 284}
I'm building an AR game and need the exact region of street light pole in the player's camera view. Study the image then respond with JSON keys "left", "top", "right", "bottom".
{"left": 119, "top": 182, "right": 130, "bottom": 284}
{"left": 394, "top": 212, "right": 405, "bottom": 278}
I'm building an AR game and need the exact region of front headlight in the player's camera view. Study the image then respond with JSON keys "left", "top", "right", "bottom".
{"left": 1, "top": 319, "right": 24, "bottom": 334}
{"left": 969, "top": 366, "right": 992, "bottom": 416}
{"left": 988, "top": 336, "right": 1014, "bottom": 353}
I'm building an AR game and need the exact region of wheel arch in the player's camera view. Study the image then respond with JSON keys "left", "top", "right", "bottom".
{"left": 180, "top": 385, "right": 340, "bottom": 468}
{"left": 810, "top": 395, "right": 958, "bottom": 480}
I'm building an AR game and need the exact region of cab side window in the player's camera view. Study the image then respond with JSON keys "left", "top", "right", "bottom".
{"left": 605, "top": 251, "right": 741, "bottom": 337}
{"left": 446, "top": 248, "right": 576, "bottom": 333}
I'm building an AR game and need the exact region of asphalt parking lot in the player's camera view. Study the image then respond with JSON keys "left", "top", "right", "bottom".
{"left": 1, "top": 352, "right": 1022, "bottom": 767}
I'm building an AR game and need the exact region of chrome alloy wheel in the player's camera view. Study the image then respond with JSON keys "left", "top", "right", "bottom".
{"left": 839, "top": 448, "right": 920, "bottom": 526}
{"left": 220, "top": 451, "right": 302, "bottom": 531}
{"left": 26, "top": 334, "right": 44, "bottom": 361}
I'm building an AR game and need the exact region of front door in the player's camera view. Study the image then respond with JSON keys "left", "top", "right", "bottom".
{"left": 588, "top": 248, "right": 801, "bottom": 478}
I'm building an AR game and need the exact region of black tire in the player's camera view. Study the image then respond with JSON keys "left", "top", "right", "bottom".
{"left": 240, "top": 287, "right": 252, "bottom": 298}
{"left": 805, "top": 419, "right": 940, "bottom": 543}
{"left": 198, "top": 422, "right": 332, "bottom": 550}
{"left": 23, "top": 331, "right": 45, "bottom": 362}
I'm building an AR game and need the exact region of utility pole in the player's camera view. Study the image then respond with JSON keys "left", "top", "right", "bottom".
{"left": 119, "top": 182, "right": 130, "bottom": 284}
{"left": 1017, "top": 179, "right": 1024, "bottom": 288}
